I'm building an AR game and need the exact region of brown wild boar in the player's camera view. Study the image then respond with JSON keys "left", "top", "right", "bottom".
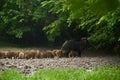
{"left": 0, "top": 51, "right": 5, "bottom": 59}
{"left": 68, "top": 51, "right": 78, "bottom": 57}
{"left": 53, "top": 49, "right": 63, "bottom": 57}
{"left": 61, "top": 38, "right": 88, "bottom": 57}
{"left": 35, "top": 50, "right": 42, "bottom": 58}
{"left": 7, "top": 51, "right": 19, "bottom": 59}
{"left": 19, "top": 52, "right": 25, "bottom": 59}
{"left": 42, "top": 50, "right": 54, "bottom": 58}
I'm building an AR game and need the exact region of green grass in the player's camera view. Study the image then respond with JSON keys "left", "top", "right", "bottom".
{"left": 0, "top": 66, "right": 120, "bottom": 80}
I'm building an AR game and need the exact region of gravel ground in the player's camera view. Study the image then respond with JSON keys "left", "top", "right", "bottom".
{"left": 0, "top": 57, "right": 120, "bottom": 75}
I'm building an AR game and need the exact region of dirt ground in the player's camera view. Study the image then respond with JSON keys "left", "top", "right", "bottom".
{"left": 0, "top": 47, "right": 120, "bottom": 75}
{"left": 0, "top": 57, "right": 120, "bottom": 75}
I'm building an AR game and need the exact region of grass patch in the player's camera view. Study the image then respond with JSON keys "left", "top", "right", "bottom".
{"left": 0, "top": 69, "right": 26, "bottom": 80}
{"left": 0, "top": 66, "right": 120, "bottom": 80}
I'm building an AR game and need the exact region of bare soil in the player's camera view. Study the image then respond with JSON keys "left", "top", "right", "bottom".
{"left": 0, "top": 57, "right": 120, "bottom": 75}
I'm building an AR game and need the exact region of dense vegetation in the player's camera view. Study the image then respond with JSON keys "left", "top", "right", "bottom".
{"left": 0, "top": 66, "right": 120, "bottom": 80}
{"left": 0, "top": 0, "right": 120, "bottom": 51}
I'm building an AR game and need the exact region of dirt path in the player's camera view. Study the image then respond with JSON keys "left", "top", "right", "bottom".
{"left": 0, "top": 57, "right": 120, "bottom": 75}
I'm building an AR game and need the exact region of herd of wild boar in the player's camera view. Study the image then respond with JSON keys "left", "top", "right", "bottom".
{"left": 0, "top": 49, "right": 78, "bottom": 59}
{"left": 0, "top": 38, "right": 88, "bottom": 59}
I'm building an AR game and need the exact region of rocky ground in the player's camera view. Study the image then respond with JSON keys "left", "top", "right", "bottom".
{"left": 0, "top": 57, "right": 120, "bottom": 75}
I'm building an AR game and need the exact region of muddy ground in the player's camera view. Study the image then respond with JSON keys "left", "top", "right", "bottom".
{"left": 0, "top": 47, "right": 120, "bottom": 75}
{"left": 0, "top": 57, "right": 120, "bottom": 75}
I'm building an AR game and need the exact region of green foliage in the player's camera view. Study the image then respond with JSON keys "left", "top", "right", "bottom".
{"left": 0, "top": 66, "right": 120, "bottom": 80}
{"left": 61, "top": 0, "right": 120, "bottom": 49}
{"left": 41, "top": 0, "right": 69, "bottom": 41}
{"left": 0, "top": 0, "right": 44, "bottom": 38}
{"left": 43, "top": 19, "right": 62, "bottom": 41}
{"left": 0, "top": 0, "right": 120, "bottom": 48}
{"left": 88, "top": 8, "right": 120, "bottom": 48}
{"left": 40, "top": 0, "right": 120, "bottom": 48}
